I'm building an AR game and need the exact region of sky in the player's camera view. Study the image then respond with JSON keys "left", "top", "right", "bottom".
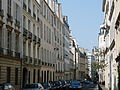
{"left": 58, "top": 0, "right": 104, "bottom": 51}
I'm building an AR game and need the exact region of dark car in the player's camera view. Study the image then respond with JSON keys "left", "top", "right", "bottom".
{"left": 69, "top": 80, "right": 82, "bottom": 90}
{"left": 41, "top": 82, "right": 52, "bottom": 90}
{"left": 0, "top": 83, "right": 15, "bottom": 90}
{"left": 23, "top": 83, "right": 44, "bottom": 90}
{"left": 60, "top": 80, "right": 69, "bottom": 89}
{"left": 54, "top": 81, "right": 62, "bottom": 89}
{"left": 49, "top": 81, "right": 56, "bottom": 90}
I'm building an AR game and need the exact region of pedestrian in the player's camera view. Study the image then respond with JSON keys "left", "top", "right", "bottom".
{"left": 98, "top": 84, "right": 103, "bottom": 90}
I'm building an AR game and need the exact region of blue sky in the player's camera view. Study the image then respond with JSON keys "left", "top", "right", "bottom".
{"left": 58, "top": 0, "right": 103, "bottom": 51}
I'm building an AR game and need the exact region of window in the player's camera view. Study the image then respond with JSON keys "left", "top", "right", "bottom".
{"left": 42, "top": 71, "right": 43, "bottom": 82}
{"left": 15, "top": 68, "right": 18, "bottom": 85}
{"left": 28, "top": 71, "right": 30, "bottom": 83}
{"left": 15, "top": 4, "right": 20, "bottom": 21}
{"left": 23, "top": 41, "right": 26, "bottom": 55}
{"left": 44, "top": 71, "right": 46, "bottom": 82}
{"left": 0, "top": 29, "right": 2, "bottom": 47}
{"left": 23, "top": 16, "right": 26, "bottom": 28}
{"left": 37, "top": 47, "right": 39, "bottom": 59}
{"left": 28, "top": 43, "right": 31, "bottom": 57}
{"left": 40, "top": 21, "right": 43, "bottom": 39}
{"left": 38, "top": 69, "right": 40, "bottom": 83}
{"left": 28, "top": 20, "right": 31, "bottom": 31}
{"left": 37, "top": 9, "right": 39, "bottom": 18}
{"left": 33, "top": 5, "right": 35, "bottom": 13}
{"left": 0, "top": 0, "right": 2, "bottom": 9}
{"left": 7, "top": 31, "right": 12, "bottom": 50}
{"left": 33, "top": 24, "right": 35, "bottom": 35}
{"left": 0, "top": 66, "right": 1, "bottom": 79}
{"left": 15, "top": 34, "right": 19, "bottom": 52}
{"left": 7, "top": 67, "right": 11, "bottom": 83}
{"left": 28, "top": 0, "right": 31, "bottom": 8}
{"left": 37, "top": 27, "right": 39, "bottom": 37}
{"left": 8, "top": 0, "right": 11, "bottom": 15}
{"left": 44, "top": 24, "right": 46, "bottom": 40}
{"left": 33, "top": 45, "right": 35, "bottom": 58}
{"left": 41, "top": 47, "right": 43, "bottom": 61}
{"left": 33, "top": 69, "right": 36, "bottom": 83}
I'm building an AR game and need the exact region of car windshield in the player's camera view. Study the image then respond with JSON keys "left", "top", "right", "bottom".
{"left": 24, "top": 84, "right": 38, "bottom": 88}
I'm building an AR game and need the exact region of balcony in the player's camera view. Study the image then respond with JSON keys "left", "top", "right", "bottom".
{"left": 15, "top": 52, "right": 20, "bottom": 59}
{"left": 23, "top": 3, "right": 27, "bottom": 11}
{"left": 0, "top": 9, "right": 4, "bottom": 17}
{"left": 23, "top": 28, "right": 28, "bottom": 37}
{"left": 7, "top": 14, "right": 13, "bottom": 22}
{"left": 7, "top": 49, "right": 13, "bottom": 57}
{"left": 28, "top": 7, "right": 31, "bottom": 14}
{"left": 33, "top": 13, "right": 36, "bottom": 19}
{"left": 15, "top": 19, "right": 20, "bottom": 27}
{"left": 28, "top": 31, "right": 32, "bottom": 39}
{"left": 0, "top": 47, "right": 4, "bottom": 54}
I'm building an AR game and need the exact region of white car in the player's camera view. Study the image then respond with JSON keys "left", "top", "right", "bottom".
{"left": 23, "top": 83, "right": 44, "bottom": 90}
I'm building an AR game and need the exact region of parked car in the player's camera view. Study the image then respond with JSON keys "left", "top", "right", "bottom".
{"left": 48, "top": 81, "right": 56, "bottom": 90}
{"left": 0, "top": 83, "right": 15, "bottom": 90}
{"left": 54, "top": 81, "right": 62, "bottom": 89}
{"left": 69, "top": 80, "right": 82, "bottom": 90}
{"left": 60, "top": 80, "right": 69, "bottom": 89}
{"left": 23, "top": 83, "right": 44, "bottom": 90}
{"left": 41, "top": 82, "right": 52, "bottom": 90}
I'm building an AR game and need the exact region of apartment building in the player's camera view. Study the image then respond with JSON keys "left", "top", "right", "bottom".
{"left": 98, "top": 26, "right": 106, "bottom": 84}
{"left": 0, "top": 0, "right": 22, "bottom": 89}
{"left": 79, "top": 49, "right": 87, "bottom": 78}
{"left": 101, "top": 0, "right": 120, "bottom": 89}
{"left": 0, "top": 0, "right": 69, "bottom": 89}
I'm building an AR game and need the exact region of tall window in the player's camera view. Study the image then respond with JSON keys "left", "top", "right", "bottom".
{"left": 23, "top": 41, "right": 26, "bottom": 55}
{"left": 0, "top": 0, "right": 2, "bottom": 9}
{"left": 0, "top": 29, "right": 2, "bottom": 47}
{"left": 28, "top": 43, "right": 31, "bottom": 57}
{"left": 23, "top": 16, "right": 26, "bottom": 28}
{"left": 28, "top": 0, "right": 31, "bottom": 8}
{"left": 37, "top": 9, "right": 39, "bottom": 18}
{"left": 15, "top": 4, "right": 20, "bottom": 21}
{"left": 28, "top": 71, "right": 30, "bottom": 83}
{"left": 15, "top": 68, "right": 18, "bottom": 85}
{"left": 37, "top": 69, "right": 40, "bottom": 83}
{"left": 7, "top": 67, "right": 11, "bottom": 83}
{"left": 37, "top": 47, "right": 39, "bottom": 59}
{"left": 40, "top": 21, "right": 43, "bottom": 39}
{"left": 33, "top": 24, "right": 35, "bottom": 35}
{"left": 44, "top": 24, "right": 46, "bottom": 40}
{"left": 0, "top": 66, "right": 1, "bottom": 80}
{"left": 33, "top": 45, "right": 35, "bottom": 58}
{"left": 15, "top": 34, "right": 19, "bottom": 52}
{"left": 37, "top": 27, "right": 39, "bottom": 37}
{"left": 8, "top": 0, "right": 11, "bottom": 15}
{"left": 28, "top": 20, "right": 31, "bottom": 31}
{"left": 33, "top": 69, "right": 36, "bottom": 83}
{"left": 41, "top": 48, "right": 43, "bottom": 61}
{"left": 7, "top": 31, "right": 12, "bottom": 50}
